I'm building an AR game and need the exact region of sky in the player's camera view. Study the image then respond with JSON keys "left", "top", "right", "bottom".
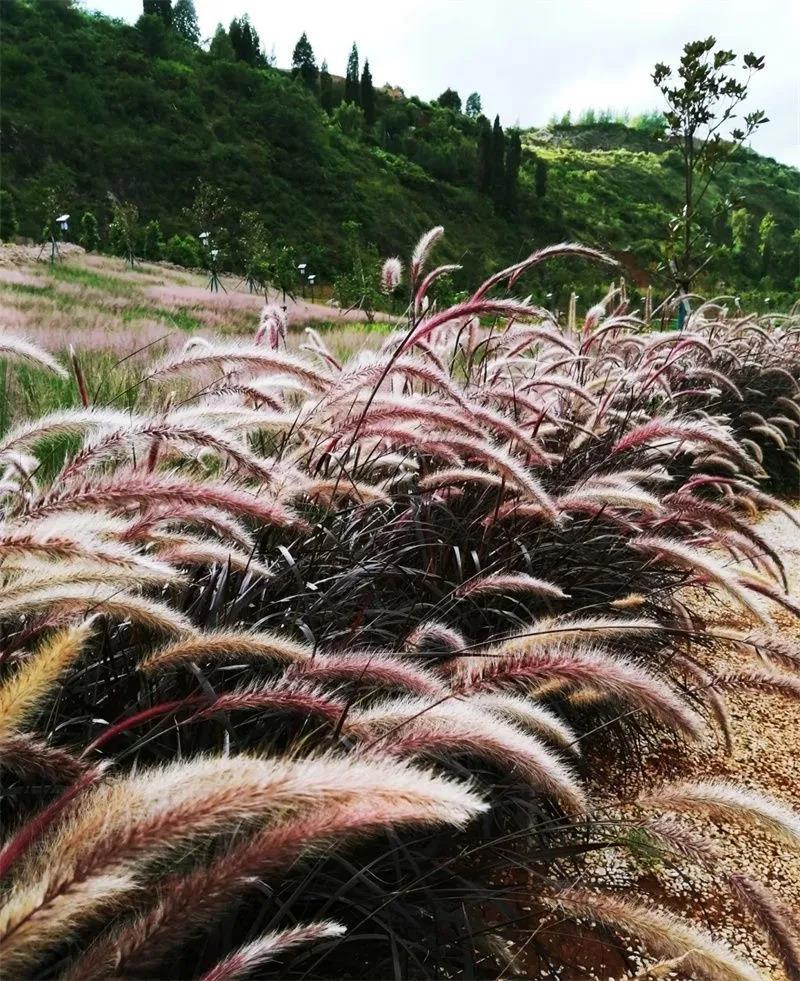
{"left": 88, "top": 0, "right": 799, "bottom": 167}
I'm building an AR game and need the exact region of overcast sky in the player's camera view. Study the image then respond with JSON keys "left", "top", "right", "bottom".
{"left": 88, "top": 0, "right": 799, "bottom": 167}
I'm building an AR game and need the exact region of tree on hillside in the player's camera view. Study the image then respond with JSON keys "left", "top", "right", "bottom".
{"left": 319, "top": 60, "right": 334, "bottom": 114}
{"left": 172, "top": 0, "right": 199, "bottom": 44}
{"left": 229, "top": 15, "right": 262, "bottom": 67}
{"left": 758, "top": 212, "right": 776, "bottom": 277}
{"left": 491, "top": 115, "right": 505, "bottom": 200}
{"left": 534, "top": 155, "right": 548, "bottom": 199}
{"left": 209, "top": 24, "right": 234, "bottom": 60}
{"left": 292, "top": 32, "right": 318, "bottom": 91}
{"left": 142, "top": 0, "right": 172, "bottom": 25}
{"left": 653, "top": 37, "right": 766, "bottom": 298}
{"left": 344, "top": 43, "right": 360, "bottom": 104}
{"left": 465, "top": 92, "right": 482, "bottom": 118}
{"left": 436, "top": 88, "right": 462, "bottom": 113}
{"left": 361, "top": 60, "right": 375, "bottom": 125}
{"left": 0, "top": 190, "right": 18, "bottom": 241}
{"left": 143, "top": 219, "right": 165, "bottom": 260}
{"left": 503, "top": 130, "right": 522, "bottom": 213}
{"left": 109, "top": 202, "right": 139, "bottom": 266}
{"left": 476, "top": 114, "right": 493, "bottom": 192}
{"left": 79, "top": 211, "right": 99, "bottom": 251}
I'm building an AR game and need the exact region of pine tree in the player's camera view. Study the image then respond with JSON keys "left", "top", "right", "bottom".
{"left": 209, "top": 24, "right": 234, "bottom": 60}
{"left": 465, "top": 92, "right": 482, "bottom": 118}
{"left": 229, "top": 15, "right": 262, "bottom": 67}
{"left": 0, "top": 190, "right": 18, "bottom": 242}
{"left": 503, "top": 130, "right": 522, "bottom": 213}
{"left": 360, "top": 60, "right": 375, "bottom": 126}
{"left": 534, "top": 155, "right": 548, "bottom": 199}
{"left": 292, "top": 32, "right": 318, "bottom": 91}
{"left": 142, "top": 0, "right": 172, "bottom": 25}
{"left": 476, "top": 114, "right": 493, "bottom": 193}
{"left": 79, "top": 211, "right": 99, "bottom": 251}
{"left": 319, "top": 60, "right": 334, "bottom": 113}
{"left": 344, "top": 43, "right": 360, "bottom": 105}
{"left": 172, "top": 0, "right": 199, "bottom": 43}
{"left": 491, "top": 115, "right": 505, "bottom": 200}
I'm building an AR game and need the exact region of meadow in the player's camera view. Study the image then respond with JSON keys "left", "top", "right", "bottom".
{"left": 0, "top": 233, "right": 799, "bottom": 981}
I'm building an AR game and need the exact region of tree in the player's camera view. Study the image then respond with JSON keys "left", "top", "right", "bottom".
{"left": 465, "top": 92, "right": 482, "bottom": 118}
{"left": 239, "top": 211, "right": 270, "bottom": 293}
{"left": 503, "top": 130, "right": 522, "bottom": 213}
{"left": 758, "top": 211, "right": 776, "bottom": 277}
{"left": 653, "top": 37, "right": 767, "bottom": 295}
{"left": 0, "top": 190, "right": 18, "bottom": 241}
{"left": 142, "top": 0, "right": 172, "bottom": 25}
{"left": 360, "top": 60, "right": 375, "bottom": 126}
{"left": 333, "top": 220, "right": 381, "bottom": 322}
{"left": 292, "top": 32, "right": 318, "bottom": 91}
{"left": 344, "top": 43, "right": 360, "bottom": 105}
{"left": 209, "top": 24, "right": 234, "bottom": 60}
{"left": 476, "top": 114, "right": 493, "bottom": 192}
{"left": 143, "top": 219, "right": 165, "bottom": 260}
{"left": 165, "top": 233, "right": 201, "bottom": 267}
{"left": 319, "top": 60, "right": 334, "bottom": 114}
{"left": 534, "top": 155, "right": 548, "bottom": 199}
{"left": 491, "top": 115, "right": 505, "bottom": 200}
{"left": 229, "top": 15, "right": 262, "bottom": 67}
{"left": 79, "top": 211, "right": 99, "bottom": 251}
{"left": 436, "top": 88, "right": 461, "bottom": 113}
{"left": 109, "top": 202, "right": 139, "bottom": 266}
{"left": 172, "top": 0, "right": 199, "bottom": 44}
{"left": 271, "top": 243, "right": 298, "bottom": 302}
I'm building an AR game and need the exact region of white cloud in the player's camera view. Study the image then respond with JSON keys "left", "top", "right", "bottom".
{"left": 89, "top": 0, "right": 799, "bottom": 166}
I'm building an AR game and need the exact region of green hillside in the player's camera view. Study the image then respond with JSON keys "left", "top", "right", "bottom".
{"left": 1, "top": 0, "right": 798, "bottom": 303}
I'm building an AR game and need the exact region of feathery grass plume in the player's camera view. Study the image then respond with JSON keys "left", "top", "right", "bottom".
{"left": 254, "top": 304, "right": 288, "bottom": 349}
{"left": 139, "top": 629, "right": 313, "bottom": 673}
{"left": 726, "top": 874, "right": 800, "bottom": 981}
{"left": 641, "top": 816, "right": 722, "bottom": 864}
{"left": 671, "top": 655, "right": 733, "bottom": 754}
{"left": 65, "top": 771, "right": 487, "bottom": 980}
{"left": 189, "top": 682, "right": 347, "bottom": 726}
{"left": 298, "top": 477, "right": 390, "bottom": 506}
{"left": 418, "top": 468, "right": 508, "bottom": 494}
{"left": 717, "top": 629, "right": 800, "bottom": 671}
{"left": 631, "top": 536, "right": 770, "bottom": 626}
{"left": 542, "top": 888, "right": 760, "bottom": 981}
{"left": 452, "top": 642, "right": 704, "bottom": 739}
{"left": 0, "top": 557, "right": 181, "bottom": 597}
{"left": 455, "top": 573, "right": 569, "bottom": 601}
{"left": 404, "top": 621, "right": 467, "bottom": 655}
{"left": 0, "top": 586, "right": 193, "bottom": 636}
{"left": 0, "top": 733, "right": 85, "bottom": 783}
{"left": 558, "top": 484, "right": 664, "bottom": 513}
{"left": 410, "top": 226, "right": 444, "bottom": 280}
{"left": 0, "top": 754, "right": 486, "bottom": 972}
{"left": 121, "top": 504, "right": 254, "bottom": 549}
{"left": 199, "top": 922, "right": 347, "bottom": 981}
{"left": 468, "top": 692, "right": 578, "bottom": 753}
{"left": 151, "top": 532, "right": 272, "bottom": 580}
{"left": 0, "top": 332, "right": 67, "bottom": 377}
{"left": 0, "top": 621, "right": 93, "bottom": 740}
{"left": 151, "top": 344, "right": 330, "bottom": 391}
{"left": 288, "top": 651, "right": 446, "bottom": 696}
{"left": 633, "top": 780, "right": 800, "bottom": 848}
{"left": 347, "top": 697, "right": 587, "bottom": 813}
{"left": 28, "top": 469, "right": 306, "bottom": 530}
{"left": 714, "top": 665, "right": 800, "bottom": 700}
{"left": 611, "top": 419, "right": 755, "bottom": 472}
{"left": 0, "top": 408, "right": 134, "bottom": 462}
{"left": 381, "top": 257, "right": 402, "bottom": 293}
{"left": 414, "top": 263, "right": 462, "bottom": 314}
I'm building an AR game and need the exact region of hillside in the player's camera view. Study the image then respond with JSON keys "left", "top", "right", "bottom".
{"left": 1, "top": 0, "right": 798, "bottom": 303}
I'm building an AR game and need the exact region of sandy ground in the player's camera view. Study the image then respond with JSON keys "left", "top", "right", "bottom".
{"left": 590, "top": 507, "right": 800, "bottom": 979}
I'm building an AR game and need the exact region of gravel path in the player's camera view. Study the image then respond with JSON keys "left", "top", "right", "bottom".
{"left": 592, "top": 506, "right": 800, "bottom": 979}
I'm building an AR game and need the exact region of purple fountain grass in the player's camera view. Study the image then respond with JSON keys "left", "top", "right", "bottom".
{"left": 346, "top": 697, "right": 587, "bottom": 813}
{"left": 726, "top": 874, "right": 800, "bottom": 981}
{"left": 0, "top": 332, "right": 67, "bottom": 378}
{"left": 404, "top": 621, "right": 468, "bottom": 655}
{"left": 0, "top": 733, "right": 86, "bottom": 784}
{"left": 454, "top": 572, "right": 569, "bottom": 602}
{"left": 199, "top": 922, "right": 347, "bottom": 981}
{"left": 138, "top": 628, "right": 314, "bottom": 673}
{"left": 286, "top": 650, "right": 446, "bottom": 697}
{"left": 152, "top": 344, "right": 331, "bottom": 391}
{"left": 542, "top": 887, "right": 760, "bottom": 981}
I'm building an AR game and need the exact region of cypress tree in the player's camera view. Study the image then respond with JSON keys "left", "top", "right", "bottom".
{"left": 142, "top": 0, "right": 172, "bottom": 25}
{"left": 503, "top": 130, "right": 522, "bottom": 213}
{"left": 491, "top": 115, "right": 505, "bottom": 199}
{"left": 534, "top": 155, "right": 548, "bottom": 198}
{"left": 292, "top": 32, "right": 318, "bottom": 91}
{"left": 360, "top": 59, "right": 375, "bottom": 125}
{"left": 229, "top": 15, "right": 261, "bottom": 66}
{"left": 320, "top": 60, "right": 334, "bottom": 113}
{"left": 476, "top": 114, "right": 493, "bottom": 193}
{"left": 344, "top": 43, "right": 360, "bottom": 105}
{"left": 172, "top": 0, "right": 199, "bottom": 43}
